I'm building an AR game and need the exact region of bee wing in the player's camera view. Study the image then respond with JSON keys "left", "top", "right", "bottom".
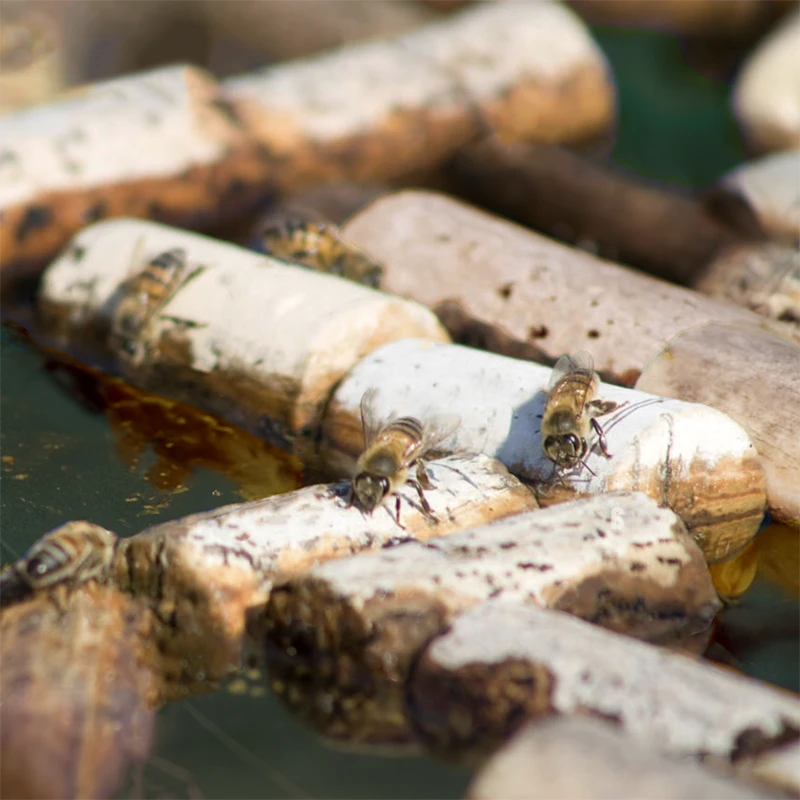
{"left": 359, "top": 387, "right": 384, "bottom": 448}
{"left": 547, "top": 351, "right": 595, "bottom": 390}
{"left": 123, "top": 235, "right": 148, "bottom": 282}
{"left": 419, "top": 412, "right": 462, "bottom": 457}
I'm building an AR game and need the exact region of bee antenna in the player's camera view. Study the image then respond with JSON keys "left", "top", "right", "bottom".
{"left": 580, "top": 459, "right": 596, "bottom": 477}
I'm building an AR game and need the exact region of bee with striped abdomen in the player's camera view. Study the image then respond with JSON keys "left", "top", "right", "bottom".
{"left": 349, "top": 388, "right": 460, "bottom": 527}
{"left": 262, "top": 221, "right": 384, "bottom": 289}
{"left": 1, "top": 521, "right": 119, "bottom": 609}
{"left": 540, "top": 351, "right": 622, "bottom": 478}
{"left": 109, "top": 245, "right": 202, "bottom": 363}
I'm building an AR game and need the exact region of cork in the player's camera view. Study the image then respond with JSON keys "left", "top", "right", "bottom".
{"left": 340, "top": 190, "right": 800, "bottom": 376}
{"left": 321, "top": 339, "right": 767, "bottom": 563}
{"left": 734, "top": 9, "right": 800, "bottom": 153}
{"left": 410, "top": 601, "right": 800, "bottom": 795}
{"left": 0, "top": 64, "right": 270, "bottom": 281}
{"left": 694, "top": 243, "right": 799, "bottom": 327}
{"left": 261, "top": 493, "right": 719, "bottom": 749}
{"left": 635, "top": 322, "right": 800, "bottom": 528}
{"left": 448, "top": 137, "right": 747, "bottom": 286}
{"left": 222, "top": 0, "right": 614, "bottom": 189}
{"left": 466, "top": 717, "right": 774, "bottom": 800}
{"left": 0, "top": 5, "right": 65, "bottom": 114}
{"left": 37, "top": 218, "right": 449, "bottom": 457}
{"left": 0, "top": 584, "right": 157, "bottom": 800}
{"left": 112, "top": 454, "right": 536, "bottom": 699}
{"left": 704, "top": 149, "right": 800, "bottom": 245}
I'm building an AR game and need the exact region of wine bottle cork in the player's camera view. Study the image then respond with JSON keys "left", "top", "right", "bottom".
{"left": 37, "top": 218, "right": 449, "bottom": 457}
{"left": 340, "top": 190, "right": 800, "bottom": 377}
{"left": 635, "top": 322, "right": 800, "bottom": 528}
{"left": 0, "top": 585, "right": 157, "bottom": 800}
{"left": 222, "top": 1, "right": 614, "bottom": 189}
{"left": 409, "top": 601, "right": 800, "bottom": 797}
{"left": 321, "top": 338, "right": 766, "bottom": 563}
{"left": 0, "top": 64, "right": 269, "bottom": 281}
{"left": 466, "top": 717, "right": 773, "bottom": 800}
{"left": 261, "top": 492, "right": 719, "bottom": 749}
{"left": 113, "top": 454, "right": 535, "bottom": 699}
{"left": 734, "top": 9, "right": 800, "bottom": 153}
{"left": 704, "top": 149, "right": 800, "bottom": 245}
{"left": 693, "top": 243, "right": 799, "bottom": 327}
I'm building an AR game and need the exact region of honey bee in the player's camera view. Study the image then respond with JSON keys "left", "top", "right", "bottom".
{"left": 348, "top": 388, "right": 460, "bottom": 527}
{"left": 2, "top": 521, "right": 119, "bottom": 609}
{"left": 262, "top": 221, "right": 383, "bottom": 289}
{"left": 109, "top": 245, "right": 201, "bottom": 361}
{"left": 540, "top": 351, "right": 622, "bottom": 477}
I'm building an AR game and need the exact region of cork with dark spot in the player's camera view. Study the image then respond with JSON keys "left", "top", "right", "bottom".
{"left": 341, "top": 191, "right": 800, "bottom": 381}
{"left": 408, "top": 602, "right": 800, "bottom": 791}
{"left": 260, "top": 493, "right": 719, "bottom": 750}
{"left": 0, "top": 584, "right": 158, "bottom": 800}
{"left": 636, "top": 322, "right": 800, "bottom": 528}
{"left": 222, "top": 1, "right": 614, "bottom": 191}
{"left": 111, "top": 454, "right": 535, "bottom": 702}
{"left": 0, "top": 64, "right": 275, "bottom": 283}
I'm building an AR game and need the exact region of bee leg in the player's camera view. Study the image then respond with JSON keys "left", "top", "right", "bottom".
{"left": 587, "top": 399, "right": 624, "bottom": 419}
{"left": 408, "top": 479, "right": 438, "bottom": 523}
{"left": 49, "top": 584, "right": 70, "bottom": 614}
{"left": 591, "top": 417, "right": 612, "bottom": 459}
{"left": 416, "top": 461, "right": 433, "bottom": 491}
{"left": 345, "top": 482, "right": 355, "bottom": 508}
{"left": 394, "top": 495, "right": 406, "bottom": 530}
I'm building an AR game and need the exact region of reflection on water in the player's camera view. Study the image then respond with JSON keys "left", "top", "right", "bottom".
{"left": 1, "top": 321, "right": 302, "bottom": 540}
{"left": 708, "top": 522, "right": 800, "bottom": 693}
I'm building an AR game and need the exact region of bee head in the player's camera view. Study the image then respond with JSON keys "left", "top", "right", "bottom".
{"left": 543, "top": 433, "right": 586, "bottom": 469}
{"left": 19, "top": 544, "right": 64, "bottom": 588}
{"left": 353, "top": 472, "right": 390, "bottom": 512}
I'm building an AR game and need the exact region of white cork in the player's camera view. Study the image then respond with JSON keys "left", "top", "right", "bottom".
{"left": 303, "top": 492, "right": 717, "bottom": 631}
{"left": 734, "top": 9, "right": 800, "bottom": 152}
{"left": 0, "top": 65, "right": 234, "bottom": 210}
{"left": 428, "top": 601, "right": 800, "bottom": 767}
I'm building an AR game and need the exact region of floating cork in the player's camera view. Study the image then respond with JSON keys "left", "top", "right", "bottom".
{"left": 466, "top": 717, "right": 777, "bottom": 800}
{"left": 37, "top": 218, "right": 448, "bottom": 456}
{"left": 636, "top": 322, "right": 800, "bottom": 528}
{"left": 704, "top": 149, "right": 800, "bottom": 245}
{"left": 0, "top": 64, "right": 270, "bottom": 281}
{"left": 321, "top": 338, "right": 766, "bottom": 563}
{"left": 261, "top": 492, "right": 719, "bottom": 749}
{"left": 409, "top": 601, "right": 800, "bottom": 791}
{"left": 694, "top": 243, "right": 800, "bottom": 327}
{"left": 448, "top": 137, "right": 746, "bottom": 285}
{"left": 340, "top": 191, "right": 800, "bottom": 375}
{"left": 734, "top": 8, "right": 800, "bottom": 153}
{"left": 112, "top": 454, "right": 535, "bottom": 700}
{"left": 0, "top": 584, "right": 157, "bottom": 800}
{"left": 222, "top": 1, "right": 613, "bottom": 189}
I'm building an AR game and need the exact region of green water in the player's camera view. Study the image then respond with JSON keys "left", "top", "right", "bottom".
{"left": 1, "top": 23, "right": 797, "bottom": 800}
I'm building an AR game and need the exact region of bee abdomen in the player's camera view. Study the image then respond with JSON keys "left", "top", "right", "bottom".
{"left": 385, "top": 416, "right": 425, "bottom": 441}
